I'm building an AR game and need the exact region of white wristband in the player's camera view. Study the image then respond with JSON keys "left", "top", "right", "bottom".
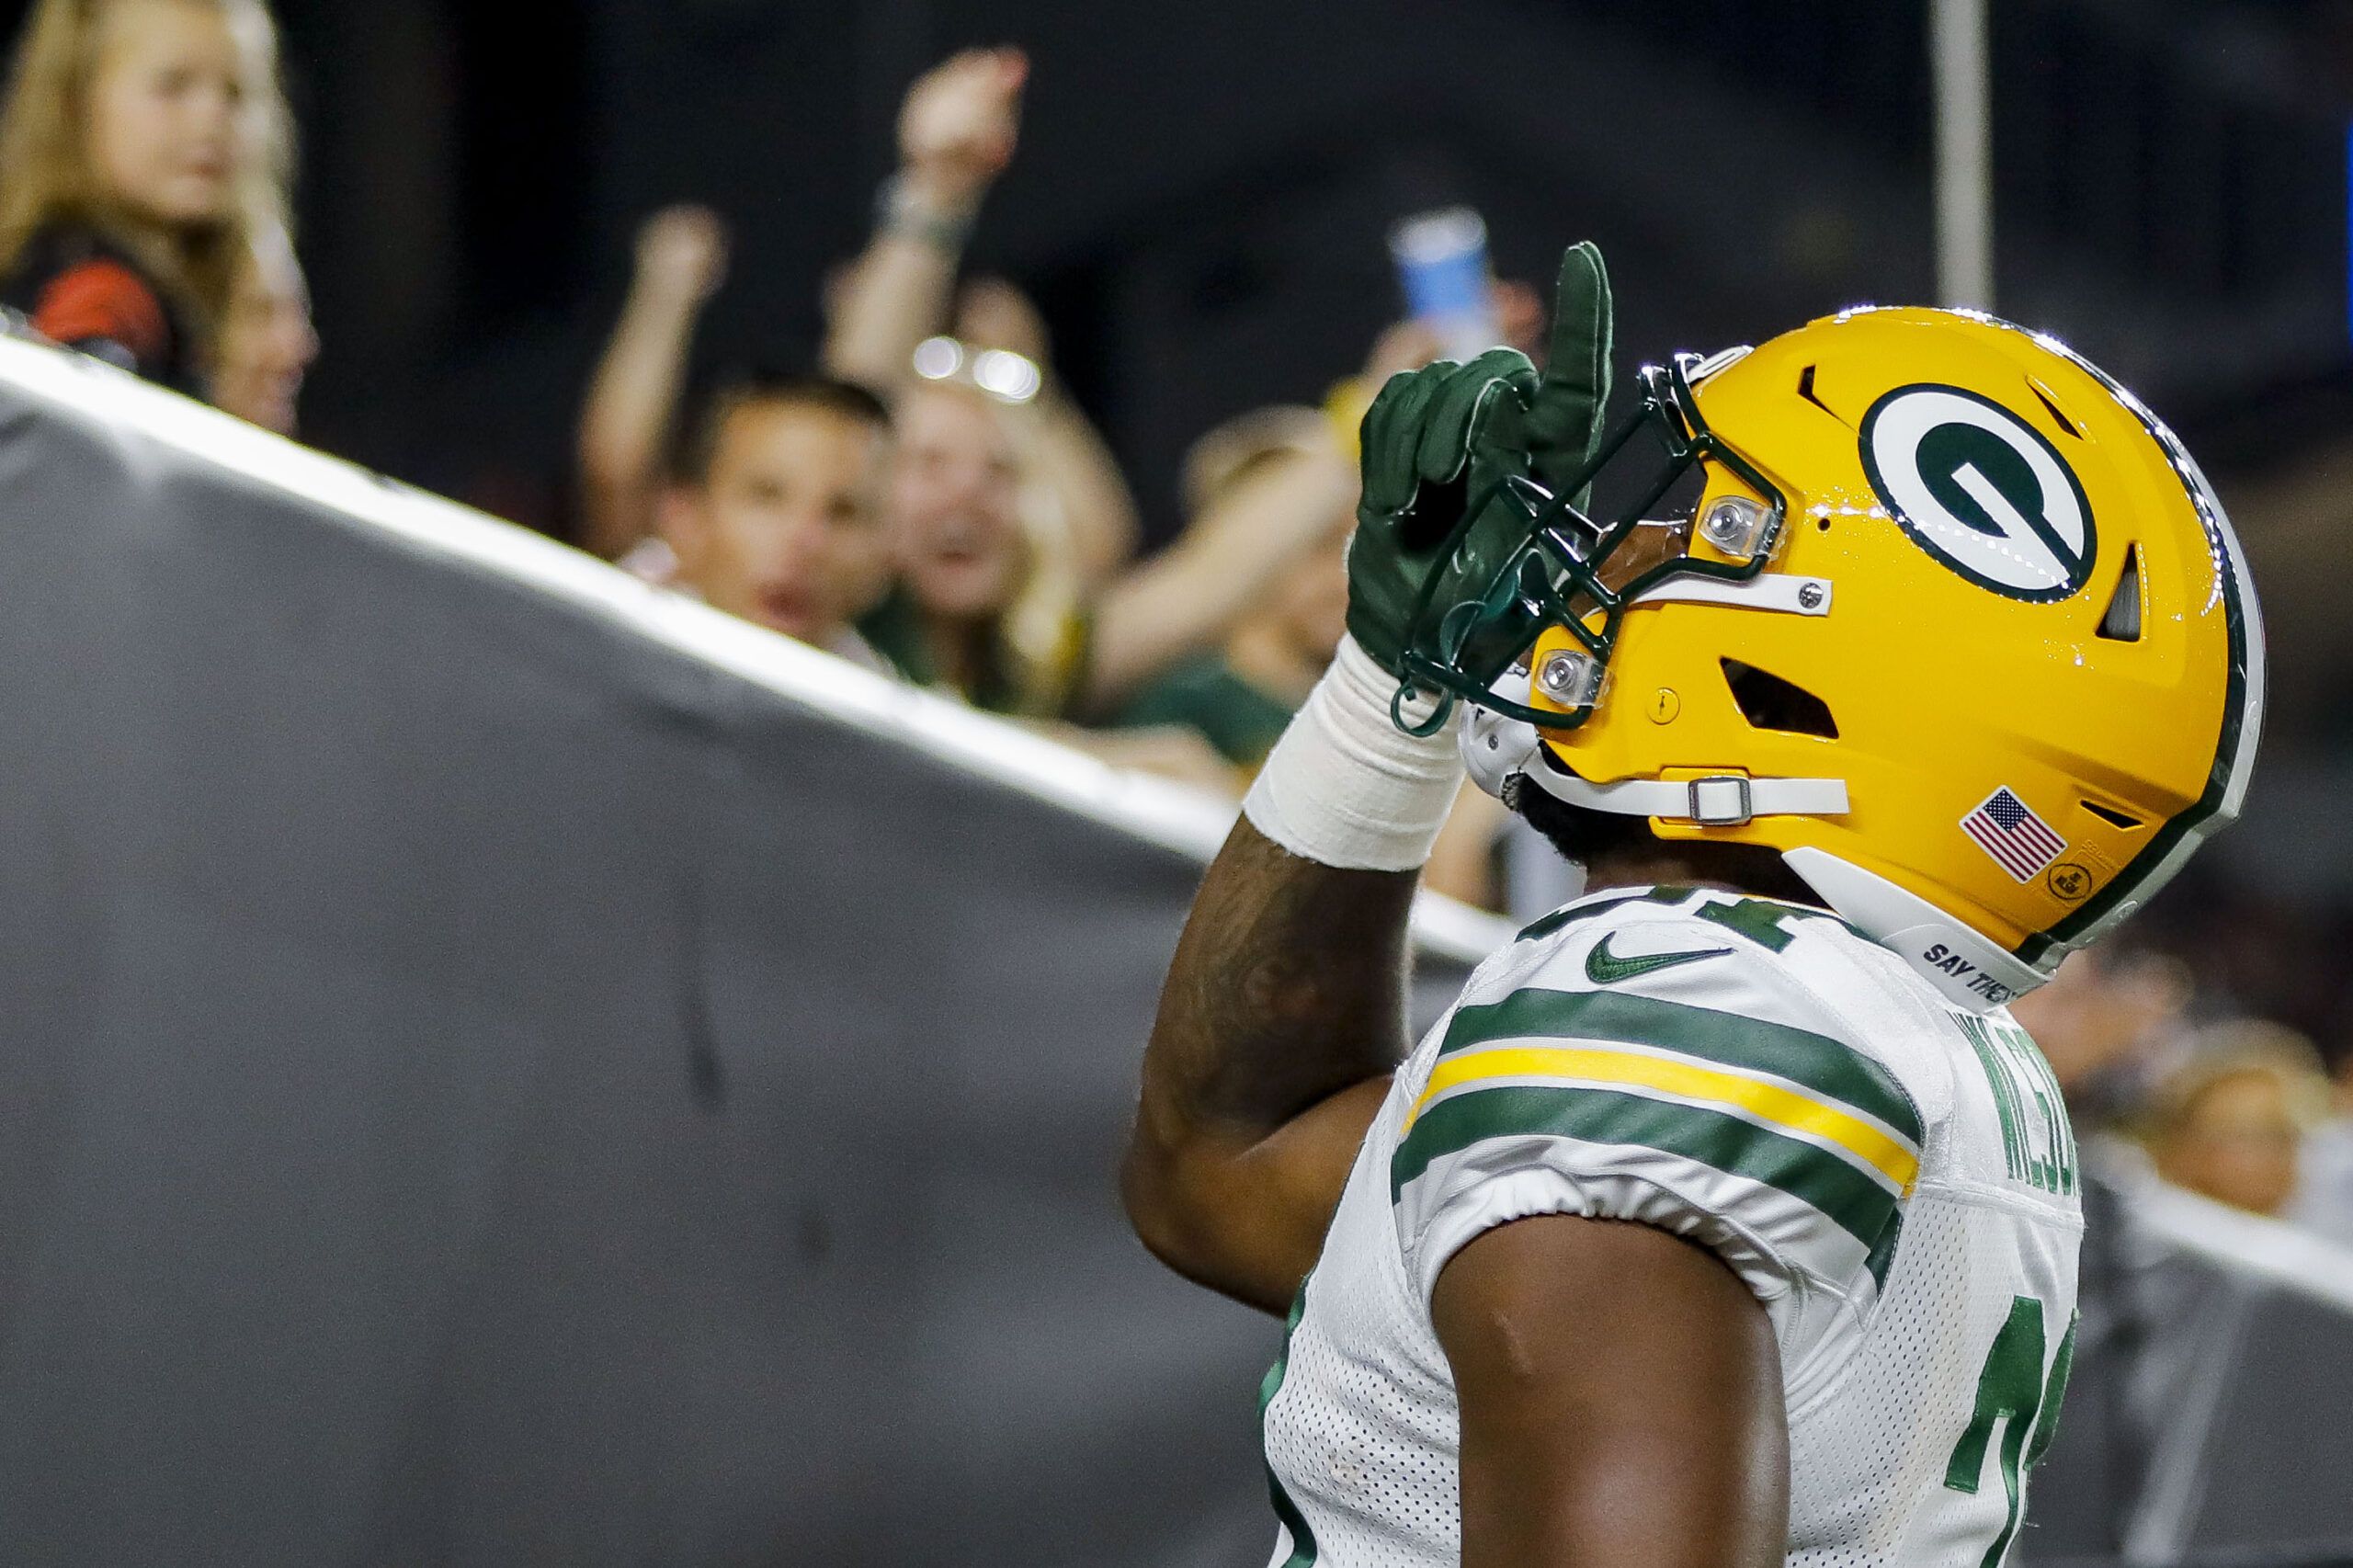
{"left": 1242, "top": 636, "right": 1465, "bottom": 872}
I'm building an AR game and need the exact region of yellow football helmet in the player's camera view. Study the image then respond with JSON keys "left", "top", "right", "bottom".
{"left": 1451, "top": 308, "right": 2264, "bottom": 1007}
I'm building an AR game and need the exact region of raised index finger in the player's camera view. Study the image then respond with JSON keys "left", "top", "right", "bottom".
{"left": 1539, "top": 241, "right": 1614, "bottom": 435}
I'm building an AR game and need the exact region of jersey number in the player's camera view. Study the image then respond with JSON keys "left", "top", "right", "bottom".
{"left": 1943, "top": 1294, "right": 2077, "bottom": 1568}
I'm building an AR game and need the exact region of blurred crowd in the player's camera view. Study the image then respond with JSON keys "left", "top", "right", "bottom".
{"left": 2016, "top": 873, "right": 2353, "bottom": 1247}
{"left": 574, "top": 47, "right": 1538, "bottom": 904}
{"left": 3, "top": 4, "right": 2350, "bottom": 1251}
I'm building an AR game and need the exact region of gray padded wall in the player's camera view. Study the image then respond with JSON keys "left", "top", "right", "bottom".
{"left": 2020, "top": 1176, "right": 2353, "bottom": 1567}
{"left": 0, "top": 346, "right": 1479, "bottom": 1566}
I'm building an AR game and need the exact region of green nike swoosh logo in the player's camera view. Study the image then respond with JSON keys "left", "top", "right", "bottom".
{"left": 1585, "top": 934, "right": 1732, "bottom": 986}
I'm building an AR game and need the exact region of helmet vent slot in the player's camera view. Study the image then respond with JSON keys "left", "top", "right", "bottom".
{"left": 2096, "top": 544, "right": 2143, "bottom": 642}
{"left": 2082, "top": 800, "right": 2143, "bottom": 831}
{"left": 1721, "top": 659, "right": 1839, "bottom": 739}
{"left": 2029, "top": 379, "right": 2084, "bottom": 437}
{"left": 1796, "top": 364, "right": 1843, "bottom": 423}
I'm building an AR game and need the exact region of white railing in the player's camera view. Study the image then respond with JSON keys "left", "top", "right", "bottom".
{"left": 0, "top": 327, "right": 1513, "bottom": 967}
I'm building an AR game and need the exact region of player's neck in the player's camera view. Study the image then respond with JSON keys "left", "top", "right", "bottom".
{"left": 1581, "top": 841, "right": 1821, "bottom": 907}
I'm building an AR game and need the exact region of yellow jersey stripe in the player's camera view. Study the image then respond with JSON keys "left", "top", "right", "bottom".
{"left": 1408, "top": 1044, "right": 1919, "bottom": 1194}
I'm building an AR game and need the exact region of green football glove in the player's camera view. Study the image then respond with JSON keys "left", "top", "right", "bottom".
{"left": 1524, "top": 242, "right": 1616, "bottom": 506}
{"left": 1346, "top": 346, "right": 1537, "bottom": 676}
{"left": 1345, "top": 243, "right": 1616, "bottom": 705}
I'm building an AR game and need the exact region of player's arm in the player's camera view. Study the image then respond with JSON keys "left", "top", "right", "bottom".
{"left": 1120, "top": 370, "right": 1529, "bottom": 1314}
{"left": 1124, "top": 816, "right": 1417, "bottom": 1314}
{"left": 1123, "top": 245, "right": 1616, "bottom": 1316}
{"left": 1434, "top": 1215, "right": 1789, "bottom": 1568}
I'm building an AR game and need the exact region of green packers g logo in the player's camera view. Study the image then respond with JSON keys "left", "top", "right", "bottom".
{"left": 1859, "top": 384, "right": 2096, "bottom": 602}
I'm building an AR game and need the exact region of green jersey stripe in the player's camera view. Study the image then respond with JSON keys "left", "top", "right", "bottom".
{"left": 1516, "top": 888, "right": 1693, "bottom": 943}
{"left": 1435, "top": 988, "right": 1923, "bottom": 1148}
{"left": 1259, "top": 1284, "right": 1319, "bottom": 1567}
{"left": 1864, "top": 1210, "right": 1904, "bottom": 1291}
{"left": 1392, "top": 1083, "right": 1902, "bottom": 1249}
{"left": 1517, "top": 888, "right": 1863, "bottom": 948}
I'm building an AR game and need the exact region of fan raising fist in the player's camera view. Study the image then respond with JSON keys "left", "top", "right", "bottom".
{"left": 898, "top": 47, "right": 1029, "bottom": 210}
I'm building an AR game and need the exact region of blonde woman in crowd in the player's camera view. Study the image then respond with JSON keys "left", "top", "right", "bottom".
{"left": 2143, "top": 1020, "right": 2334, "bottom": 1218}
{"left": 830, "top": 50, "right": 1351, "bottom": 720}
{"left": 0, "top": 0, "right": 292, "bottom": 397}
{"left": 825, "top": 46, "right": 1140, "bottom": 591}
{"left": 854, "top": 352, "right": 1356, "bottom": 721}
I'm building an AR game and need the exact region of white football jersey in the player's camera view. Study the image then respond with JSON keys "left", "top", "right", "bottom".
{"left": 1260, "top": 885, "right": 2081, "bottom": 1568}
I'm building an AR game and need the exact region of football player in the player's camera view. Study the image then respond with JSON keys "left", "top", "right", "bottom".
{"left": 1123, "top": 244, "right": 2261, "bottom": 1567}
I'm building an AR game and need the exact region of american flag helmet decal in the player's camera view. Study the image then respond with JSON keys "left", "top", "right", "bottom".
{"left": 1961, "top": 789, "right": 2067, "bottom": 882}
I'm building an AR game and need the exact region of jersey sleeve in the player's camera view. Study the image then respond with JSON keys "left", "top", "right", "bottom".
{"left": 1392, "top": 939, "right": 1927, "bottom": 1351}
{"left": 29, "top": 258, "right": 171, "bottom": 377}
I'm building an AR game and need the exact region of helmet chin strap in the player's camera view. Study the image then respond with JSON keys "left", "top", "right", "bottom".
{"left": 1457, "top": 569, "right": 1843, "bottom": 815}
{"left": 1459, "top": 699, "right": 1848, "bottom": 827}
{"left": 1456, "top": 702, "right": 2053, "bottom": 1012}
{"left": 1513, "top": 762, "right": 1849, "bottom": 827}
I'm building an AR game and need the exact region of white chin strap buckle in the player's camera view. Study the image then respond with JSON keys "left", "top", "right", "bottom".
{"left": 1684, "top": 776, "right": 1754, "bottom": 825}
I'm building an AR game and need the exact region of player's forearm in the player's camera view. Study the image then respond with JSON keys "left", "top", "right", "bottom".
{"left": 1125, "top": 310, "right": 1517, "bottom": 1304}
{"left": 1126, "top": 631, "right": 1464, "bottom": 1304}
{"left": 1140, "top": 819, "right": 1413, "bottom": 1135}
{"left": 1124, "top": 816, "right": 1413, "bottom": 1306}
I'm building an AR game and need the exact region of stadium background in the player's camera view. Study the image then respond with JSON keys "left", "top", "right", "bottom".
{"left": 4, "top": 1, "right": 2353, "bottom": 1564}
{"left": 193, "top": 3, "right": 2353, "bottom": 530}
{"left": 160, "top": 0, "right": 2353, "bottom": 869}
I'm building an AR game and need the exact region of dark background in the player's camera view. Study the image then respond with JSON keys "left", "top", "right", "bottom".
{"left": 12, "top": 0, "right": 2353, "bottom": 894}
{"left": 15, "top": 0, "right": 2346, "bottom": 544}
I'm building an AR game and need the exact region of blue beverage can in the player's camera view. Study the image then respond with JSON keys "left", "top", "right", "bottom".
{"left": 1390, "top": 207, "right": 1499, "bottom": 361}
